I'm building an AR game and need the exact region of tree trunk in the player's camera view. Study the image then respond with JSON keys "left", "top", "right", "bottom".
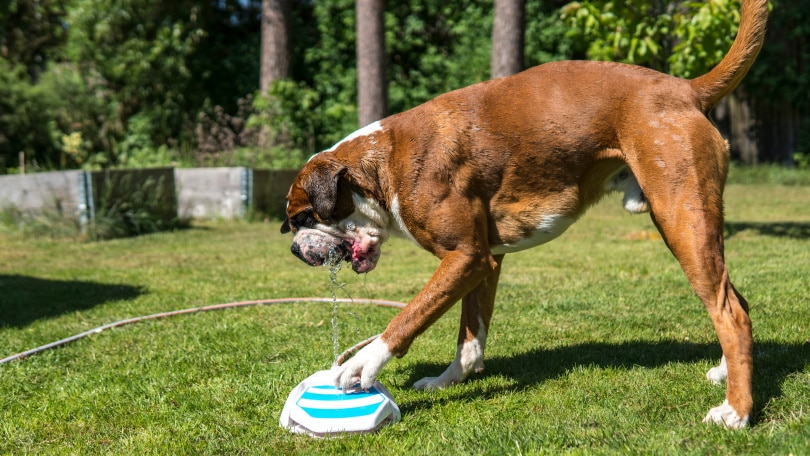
{"left": 356, "top": 0, "right": 387, "bottom": 127}
{"left": 491, "top": 0, "right": 526, "bottom": 79}
{"left": 728, "top": 91, "right": 759, "bottom": 164}
{"left": 260, "top": 0, "right": 292, "bottom": 94}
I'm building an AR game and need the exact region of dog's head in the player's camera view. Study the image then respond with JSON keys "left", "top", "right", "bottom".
{"left": 281, "top": 153, "right": 383, "bottom": 273}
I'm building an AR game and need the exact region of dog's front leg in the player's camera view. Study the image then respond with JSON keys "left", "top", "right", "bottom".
{"left": 414, "top": 254, "right": 504, "bottom": 390}
{"left": 335, "top": 249, "right": 500, "bottom": 390}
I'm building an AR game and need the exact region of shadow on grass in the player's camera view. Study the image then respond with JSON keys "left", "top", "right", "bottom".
{"left": 404, "top": 340, "right": 809, "bottom": 425}
{"left": 0, "top": 274, "right": 143, "bottom": 328}
{"left": 726, "top": 221, "right": 810, "bottom": 239}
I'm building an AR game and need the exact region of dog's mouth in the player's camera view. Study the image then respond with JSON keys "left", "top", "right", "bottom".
{"left": 290, "top": 229, "right": 379, "bottom": 273}
{"left": 349, "top": 239, "right": 381, "bottom": 273}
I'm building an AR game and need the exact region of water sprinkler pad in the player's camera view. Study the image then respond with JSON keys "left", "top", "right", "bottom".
{"left": 279, "top": 369, "right": 401, "bottom": 437}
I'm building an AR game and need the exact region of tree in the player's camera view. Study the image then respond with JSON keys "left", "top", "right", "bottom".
{"left": 260, "top": 0, "right": 292, "bottom": 94}
{"left": 0, "top": 0, "right": 69, "bottom": 80}
{"left": 356, "top": 0, "right": 387, "bottom": 126}
{"left": 491, "top": 0, "right": 526, "bottom": 78}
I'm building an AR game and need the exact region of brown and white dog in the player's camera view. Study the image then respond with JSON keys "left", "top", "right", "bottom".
{"left": 282, "top": 0, "right": 768, "bottom": 429}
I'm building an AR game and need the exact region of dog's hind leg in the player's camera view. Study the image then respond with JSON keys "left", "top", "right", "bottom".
{"left": 414, "top": 254, "right": 504, "bottom": 390}
{"left": 635, "top": 137, "right": 752, "bottom": 428}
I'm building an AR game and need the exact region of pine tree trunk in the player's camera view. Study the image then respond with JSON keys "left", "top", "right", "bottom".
{"left": 356, "top": 0, "right": 387, "bottom": 127}
{"left": 491, "top": 0, "right": 526, "bottom": 79}
{"left": 260, "top": 0, "right": 292, "bottom": 94}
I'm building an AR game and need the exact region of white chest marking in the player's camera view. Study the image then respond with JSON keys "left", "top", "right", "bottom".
{"left": 390, "top": 196, "right": 418, "bottom": 244}
{"left": 491, "top": 214, "right": 574, "bottom": 254}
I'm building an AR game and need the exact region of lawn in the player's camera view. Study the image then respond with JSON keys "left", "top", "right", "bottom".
{"left": 1, "top": 173, "right": 808, "bottom": 454}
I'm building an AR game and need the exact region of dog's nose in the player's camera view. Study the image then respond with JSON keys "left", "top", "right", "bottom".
{"left": 291, "top": 242, "right": 303, "bottom": 260}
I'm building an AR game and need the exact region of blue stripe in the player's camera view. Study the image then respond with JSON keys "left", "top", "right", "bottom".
{"left": 299, "top": 402, "right": 384, "bottom": 419}
{"left": 300, "top": 386, "right": 380, "bottom": 401}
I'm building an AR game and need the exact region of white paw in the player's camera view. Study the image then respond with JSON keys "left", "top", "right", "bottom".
{"left": 413, "top": 339, "right": 485, "bottom": 390}
{"left": 413, "top": 367, "right": 464, "bottom": 390}
{"left": 706, "top": 355, "right": 728, "bottom": 385}
{"left": 334, "top": 338, "right": 393, "bottom": 391}
{"left": 703, "top": 400, "right": 749, "bottom": 429}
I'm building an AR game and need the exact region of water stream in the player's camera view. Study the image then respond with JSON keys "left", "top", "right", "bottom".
{"left": 326, "top": 250, "right": 345, "bottom": 365}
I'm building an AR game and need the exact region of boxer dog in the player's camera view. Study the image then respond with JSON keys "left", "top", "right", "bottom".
{"left": 282, "top": 0, "right": 768, "bottom": 428}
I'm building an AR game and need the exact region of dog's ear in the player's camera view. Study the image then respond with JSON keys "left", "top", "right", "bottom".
{"left": 280, "top": 216, "right": 291, "bottom": 234}
{"left": 300, "top": 160, "right": 354, "bottom": 223}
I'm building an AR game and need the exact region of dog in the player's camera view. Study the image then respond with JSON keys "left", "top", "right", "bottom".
{"left": 281, "top": 0, "right": 768, "bottom": 429}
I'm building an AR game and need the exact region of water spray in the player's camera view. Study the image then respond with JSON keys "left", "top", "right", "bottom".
{"left": 276, "top": 252, "right": 402, "bottom": 437}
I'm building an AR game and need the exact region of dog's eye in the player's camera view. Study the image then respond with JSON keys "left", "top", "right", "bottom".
{"left": 293, "top": 210, "right": 317, "bottom": 229}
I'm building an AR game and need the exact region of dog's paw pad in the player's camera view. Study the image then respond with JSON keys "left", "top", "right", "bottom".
{"left": 703, "top": 400, "right": 749, "bottom": 429}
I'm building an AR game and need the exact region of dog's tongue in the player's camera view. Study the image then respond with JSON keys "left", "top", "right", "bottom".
{"left": 351, "top": 243, "right": 377, "bottom": 273}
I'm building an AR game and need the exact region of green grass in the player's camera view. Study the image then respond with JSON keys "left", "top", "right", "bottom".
{"left": 1, "top": 178, "right": 808, "bottom": 454}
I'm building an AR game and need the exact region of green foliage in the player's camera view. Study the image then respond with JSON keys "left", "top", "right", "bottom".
{"left": 561, "top": 0, "right": 745, "bottom": 77}
{"left": 794, "top": 152, "right": 810, "bottom": 169}
{"left": 250, "top": 79, "right": 357, "bottom": 161}
{"left": 0, "top": 59, "right": 59, "bottom": 169}
{"left": 561, "top": 1, "right": 675, "bottom": 71}
{"left": 1, "top": 0, "right": 263, "bottom": 172}
{"left": 64, "top": 0, "right": 205, "bottom": 147}
{"left": 1, "top": 0, "right": 806, "bottom": 168}
{"left": 525, "top": 2, "right": 579, "bottom": 66}
{"left": 669, "top": 0, "right": 743, "bottom": 78}
{"left": 0, "top": 59, "right": 124, "bottom": 170}
{"left": 0, "top": 0, "right": 70, "bottom": 78}
{"left": 385, "top": 1, "right": 492, "bottom": 112}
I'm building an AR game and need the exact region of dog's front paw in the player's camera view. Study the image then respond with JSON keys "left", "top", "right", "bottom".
{"left": 334, "top": 338, "right": 393, "bottom": 391}
{"left": 703, "top": 400, "right": 749, "bottom": 429}
{"left": 413, "top": 358, "right": 483, "bottom": 391}
{"left": 414, "top": 339, "right": 485, "bottom": 390}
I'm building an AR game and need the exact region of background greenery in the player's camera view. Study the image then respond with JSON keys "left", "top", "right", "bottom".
{"left": 3, "top": 0, "right": 810, "bottom": 173}
{"left": 1, "top": 169, "right": 808, "bottom": 453}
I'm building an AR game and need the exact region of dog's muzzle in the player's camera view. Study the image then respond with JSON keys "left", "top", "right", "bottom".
{"left": 290, "top": 230, "right": 352, "bottom": 267}
{"left": 290, "top": 229, "right": 379, "bottom": 273}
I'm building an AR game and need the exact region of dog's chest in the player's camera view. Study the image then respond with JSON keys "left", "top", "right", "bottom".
{"left": 490, "top": 214, "right": 575, "bottom": 254}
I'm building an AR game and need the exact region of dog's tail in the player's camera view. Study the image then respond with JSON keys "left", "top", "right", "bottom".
{"left": 689, "top": 0, "right": 769, "bottom": 112}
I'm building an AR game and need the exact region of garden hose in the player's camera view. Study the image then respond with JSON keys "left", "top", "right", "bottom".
{"left": 0, "top": 297, "right": 406, "bottom": 365}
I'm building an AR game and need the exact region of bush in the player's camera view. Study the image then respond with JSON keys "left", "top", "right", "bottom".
{"left": 248, "top": 79, "right": 357, "bottom": 164}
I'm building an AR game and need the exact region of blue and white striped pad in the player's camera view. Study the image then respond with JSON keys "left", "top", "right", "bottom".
{"left": 296, "top": 385, "right": 386, "bottom": 419}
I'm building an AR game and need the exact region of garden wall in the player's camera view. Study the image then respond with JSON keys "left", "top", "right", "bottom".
{"left": 0, "top": 167, "right": 297, "bottom": 224}
{"left": 0, "top": 170, "right": 85, "bottom": 217}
